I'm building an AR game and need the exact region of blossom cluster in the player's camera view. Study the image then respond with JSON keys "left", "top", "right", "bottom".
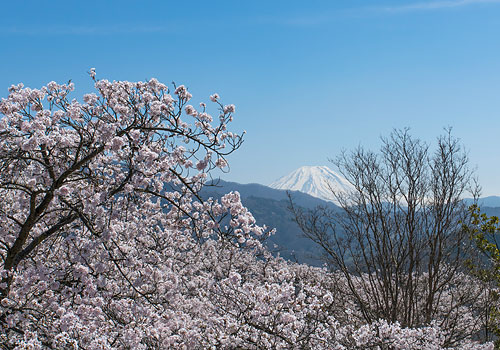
{"left": 0, "top": 73, "right": 494, "bottom": 349}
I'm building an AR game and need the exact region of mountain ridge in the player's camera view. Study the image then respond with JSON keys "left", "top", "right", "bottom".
{"left": 202, "top": 179, "right": 500, "bottom": 265}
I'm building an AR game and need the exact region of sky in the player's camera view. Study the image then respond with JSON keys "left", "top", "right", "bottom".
{"left": 1, "top": 0, "right": 500, "bottom": 196}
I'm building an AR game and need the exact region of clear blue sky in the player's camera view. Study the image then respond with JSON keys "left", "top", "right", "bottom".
{"left": 1, "top": 0, "right": 500, "bottom": 195}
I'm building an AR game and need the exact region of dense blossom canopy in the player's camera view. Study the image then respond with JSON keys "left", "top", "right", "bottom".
{"left": 0, "top": 72, "right": 493, "bottom": 349}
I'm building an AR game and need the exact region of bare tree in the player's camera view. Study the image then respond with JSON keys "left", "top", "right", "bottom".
{"left": 290, "top": 129, "right": 488, "bottom": 346}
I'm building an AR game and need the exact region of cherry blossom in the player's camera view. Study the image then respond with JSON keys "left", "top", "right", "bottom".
{"left": 0, "top": 72, "right": 493, "bottom": 349}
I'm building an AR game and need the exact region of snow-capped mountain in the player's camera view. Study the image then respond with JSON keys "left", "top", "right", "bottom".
{"left": 269, "top": 166, "right": 354, "bottom": 204}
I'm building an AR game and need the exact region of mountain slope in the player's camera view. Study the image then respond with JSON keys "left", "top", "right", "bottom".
{"left": 204, "top": 180, "right": 339, "bottom": 210}
{"left": 269, "top": 166, "right": 353, "bottom": 203}
{"left": 201, "top": 180, "right": 339, "bottom": 265}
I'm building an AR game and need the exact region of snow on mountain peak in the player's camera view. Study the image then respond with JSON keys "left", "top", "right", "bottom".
{"left": 268, "top": 166, "right": 354, "bottom": 204}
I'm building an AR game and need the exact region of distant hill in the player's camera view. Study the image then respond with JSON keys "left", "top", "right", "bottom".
{"left": 202, "top": 180, "right": 500, "bottom": 266}
{"left": 463, "top": 196, "right": 500, "bottom": 208}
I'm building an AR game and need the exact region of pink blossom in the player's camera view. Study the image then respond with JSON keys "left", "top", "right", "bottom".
{"left": 46, "top": 81, "right": 58, "bottom": 91}
{"left": 184, "top": 105, "right": 197, "bottom": 116}
{"left": 110, "top": 136, "right": 125, "bottom": 151}
{"left": 58, "top": 186, "right": 70, "bottom": 196}
{"left": 174, "top": 85, "right": 192, "bottom": 101}
{"left": 223, "top": 104, "right": 235, "bottom": 114}
{"left": 196, "top": 159, "right": 208, "bottom": 171}
{"left": 215, "top": 158, "right": 227, "bottom": 169}
{"left": 228, "top": 271, "right": 241, "bottom": 285}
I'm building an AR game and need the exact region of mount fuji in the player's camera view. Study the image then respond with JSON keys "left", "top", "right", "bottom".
{"left": 269, "top": 166, "right": 354, "bottom": 204}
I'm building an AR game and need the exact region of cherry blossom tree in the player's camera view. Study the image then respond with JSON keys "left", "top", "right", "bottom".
{"left": 0, "top": 72, "right": 493, "bottom": 349}
{"left": 0, "top": 71, "right": 256, "bottom": 348}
